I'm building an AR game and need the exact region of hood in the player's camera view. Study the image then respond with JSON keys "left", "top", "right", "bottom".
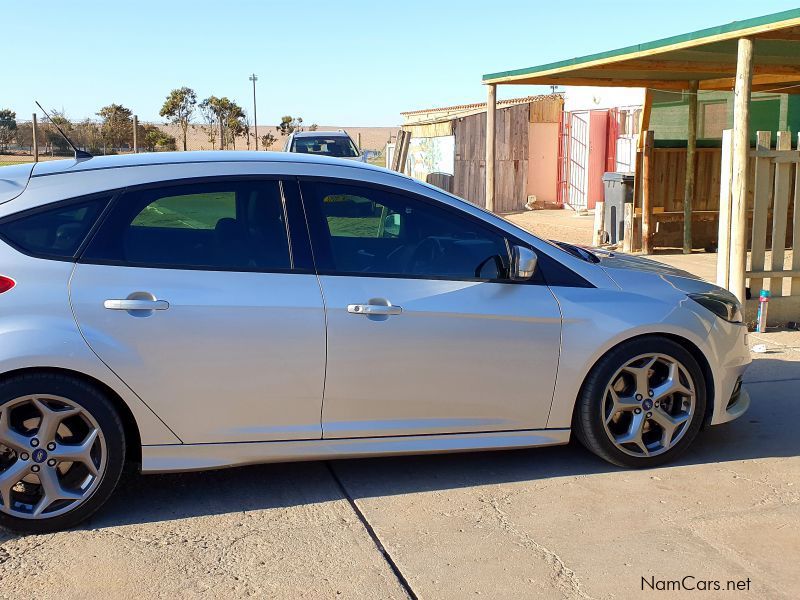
{"left": 590, "top": 248, "right": 733, "bottom": 298}
{"left": 591, "top": 248, "right": 702, "bottom": 280}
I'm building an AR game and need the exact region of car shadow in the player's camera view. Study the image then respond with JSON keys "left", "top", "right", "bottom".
{"left": 4, "top": 359, "right": 796, "bottom": 534}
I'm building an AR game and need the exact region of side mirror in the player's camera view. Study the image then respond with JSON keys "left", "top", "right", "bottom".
{"left": 511, "top": 246, "right": 538, "bottom": 281}
{"left": 382, "top": 213, "right": 401, "bottom": 237}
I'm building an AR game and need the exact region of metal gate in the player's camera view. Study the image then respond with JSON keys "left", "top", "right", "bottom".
{"left": 558, "top": 111, "right": 589, "bottom": 210}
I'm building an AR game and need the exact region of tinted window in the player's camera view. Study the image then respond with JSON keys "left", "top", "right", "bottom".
{"left": 82, "top": 181, "right": 291, "bottom": 271}
{"left": 302, "top": 181, "right": 509, "bottom": 280}
{"left": 292, "top": 136, "right": 359, "bottom": 158}
{"left": 0, "top": 196, "right": 109, "bottom": 259}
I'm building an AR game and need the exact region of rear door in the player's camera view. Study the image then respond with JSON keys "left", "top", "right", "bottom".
{"left": 300, "top": 179, "right": 563, "bottom": 439}
{"left": 69, "top": 178, "right": 326, "bottom": 444}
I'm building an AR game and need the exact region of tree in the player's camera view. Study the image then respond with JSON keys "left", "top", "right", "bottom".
{"left": 44, "top": 110, "right": 74, "bottom": 155}
{"left": 0, "top": 109, "right": 17, "bottom": 151}
{"left": 276, "top": 115, "right": 303, "bottom": 137}
{"left": 260, "top": 132, "right": 277, "bottom": 149}
{"left": 96, "top": 104, "right": 133, "bottom": 153}
{"left": 141, "top": 125, "right": 177, "bottom": 152}
{"left": 199, "top": 96, "right": 218, "bottom": 149}
{"left": 159, "top": 87, "right": 196, "bottom": 151}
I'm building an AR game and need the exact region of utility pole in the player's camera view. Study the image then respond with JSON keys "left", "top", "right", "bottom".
{"left": 32, "top": 113, "right": 39, "bottom": 162}
{"left": 133, "top": 115, "right": 138, "bottom": 153}
{"left": 249, "top": 73, "right": 259, "bottom": 151}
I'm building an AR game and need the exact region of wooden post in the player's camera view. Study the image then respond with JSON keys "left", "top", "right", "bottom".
{"left": 683, "top": 80, "right": 698, "bottom": 254}
{"left": 485, "top": 83, "right": 497, "bottom": 212}
{"left": 132, "top": 115, "right": 138, "bottom": 154}
{"left": 716, "top": 129, "right": 734, "bottom": 288}
{"left": 357, "top": 132, "right": 362, "bottom": 151}
{"left": 791, "top": 133, "right": 800, "bottom": 295}
{"left": 593, "top": 201, "right": 605, "bottom": 246}
{"left": 728, "top": 37, "right": 755, "bottom": 304}
{"left": 749, "top": 131, "right": 773, "bottom": 297}
{"left": 32, "top": 113, "right": 39, "bottom": 163}
{"left": 769, "top": 130, "right": 793, "bottom": 296}
{"left": 641, "top": 130, "right": 655, "bottom": 254}
{"left": 628, "top": 89, "right": 653, "bottom": 252}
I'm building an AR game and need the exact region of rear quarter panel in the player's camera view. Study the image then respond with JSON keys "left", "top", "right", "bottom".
{"left": 0, "top": 242, "right": 180, "bottom": 445}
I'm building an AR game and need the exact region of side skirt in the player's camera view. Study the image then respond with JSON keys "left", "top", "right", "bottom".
{"left": 141, "top": 428, "right": 572, "bottom": 473}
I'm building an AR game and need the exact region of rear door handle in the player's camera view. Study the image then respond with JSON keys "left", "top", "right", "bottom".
{"left": 104, "top": 299, "right": 170, "bottom": 311}
{"left": 347, "top": 304, "right": 402, "bottom": 316}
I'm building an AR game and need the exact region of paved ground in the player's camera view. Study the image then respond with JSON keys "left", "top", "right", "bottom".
{"left": 1, "top": 210, "right": 798, "bottom": 599}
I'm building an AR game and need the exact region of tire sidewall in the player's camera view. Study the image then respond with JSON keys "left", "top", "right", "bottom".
{"left": 576, "top": 337, "right": 707, "bottom": 469}
{"left": 0, "top": 373, "right": 125, "bottom": 534}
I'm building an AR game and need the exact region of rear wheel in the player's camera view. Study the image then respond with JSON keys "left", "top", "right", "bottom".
{"left": 0, "top": 373, "right": 125, "bottom": 533}
{"left": 574, "top": 337, "right": 706, "bottom": 468}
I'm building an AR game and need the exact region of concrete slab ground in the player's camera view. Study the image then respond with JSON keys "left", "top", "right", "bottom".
{"left": 1, "top": 209, "right": 798, "bottom": 600}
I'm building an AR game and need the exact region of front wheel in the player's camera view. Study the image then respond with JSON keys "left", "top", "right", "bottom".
{"left": 0, "top": 373, "right": 125, "bottom": 533}
{"left": 573, "top": 337, "right": 706, "bottom": 468}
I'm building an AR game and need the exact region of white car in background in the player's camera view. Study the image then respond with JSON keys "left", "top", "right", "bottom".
{"left": 0, "top": 151, "right": 750, "bottom": 533}
{"left": 284, "top": 130, "right": 366, "bottom": 161}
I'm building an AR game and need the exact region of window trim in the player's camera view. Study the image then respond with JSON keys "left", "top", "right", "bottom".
{"left": 0, "top": 192, "right": 116, "bottom": 263}
{"left": 297, "top": 175, "right": 550, "bottom": 286}
{"left": 75, "top": 176, "right": 314, "bottom": 275}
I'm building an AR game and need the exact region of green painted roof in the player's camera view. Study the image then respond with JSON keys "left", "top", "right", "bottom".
{"left": 483, "top": 8, "right": 800, "bottom": 83}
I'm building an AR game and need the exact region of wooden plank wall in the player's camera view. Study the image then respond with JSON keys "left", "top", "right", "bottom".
{"left": 651, "top": 148, "right": 757, "bottom": 212}
{"left": 453, "top": 103, "right": 530, "bottom": 213}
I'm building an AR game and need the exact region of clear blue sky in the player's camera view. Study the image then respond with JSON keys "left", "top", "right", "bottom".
{"left": 4, "top": 1, "right": 798, "bottom": 126}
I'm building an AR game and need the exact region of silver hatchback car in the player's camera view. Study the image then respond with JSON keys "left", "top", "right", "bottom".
{"left": 0, "top": 152, "right": 750, "bottom": 532}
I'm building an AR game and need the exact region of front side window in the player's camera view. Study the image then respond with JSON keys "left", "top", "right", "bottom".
{"left": 0, "top": 196, "right": 110, "bottom": 259}
{"left": 302, "top": 181, "right": 509, "bottom": 280}
{"left": 82, "top": 180, "right": 291, "bottom": 271}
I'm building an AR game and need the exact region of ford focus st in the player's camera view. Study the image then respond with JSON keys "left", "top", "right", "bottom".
{"left": 0, "top": 152, "right": 750, "bottom": 532}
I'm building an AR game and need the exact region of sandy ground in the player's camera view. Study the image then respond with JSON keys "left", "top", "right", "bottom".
{"left": 1, "top": 210, "right": 798, "bottom": 599}
{"left": 504, "top": 209, "right": 595, "bottom": 246}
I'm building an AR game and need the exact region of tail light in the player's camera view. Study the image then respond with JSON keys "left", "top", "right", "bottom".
{"left": 0, "top": 276, "right": 15, "bottom": 294}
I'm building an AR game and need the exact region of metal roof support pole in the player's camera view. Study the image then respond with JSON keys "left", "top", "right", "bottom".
{"left": 683, "top": 80, "right": 698, "bottom": 254}
{"left": 485, "top": 84, "right": 497, "bottom": 212}
{"left": 729, "top": 37, "right": 755, "bottom": 303}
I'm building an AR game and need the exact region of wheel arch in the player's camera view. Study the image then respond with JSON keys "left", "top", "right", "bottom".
{"left": 0, "top": 366, "right": 142, "bottom": 465}
{"left": 572, "top": 332, "right": 715, "bottom": 428}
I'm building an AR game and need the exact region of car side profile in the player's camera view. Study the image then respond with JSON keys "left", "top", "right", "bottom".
{"left": 0, "top": 152, "right": 750, "bottom": 532}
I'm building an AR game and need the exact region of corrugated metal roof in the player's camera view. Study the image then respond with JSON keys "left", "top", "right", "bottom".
{"left": 400, "top": 94, "right": 561, "bottom": 116}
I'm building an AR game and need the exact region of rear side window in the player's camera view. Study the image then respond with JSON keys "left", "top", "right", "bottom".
{"left": 81, "top": 180, "right": 292, "bottom": 271}
{"left": 0, "top": 196, "right": 110, "bottom": 259}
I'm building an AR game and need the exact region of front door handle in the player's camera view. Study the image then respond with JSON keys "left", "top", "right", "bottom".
{"left": 104, "top": 299, "right": 170, "bottom": 311}
{"left": 347, "top": 303, "right": 402, "bottom": 316}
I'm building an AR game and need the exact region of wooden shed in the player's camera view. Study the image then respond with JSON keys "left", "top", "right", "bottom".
{"left": 401, "top": 95, "right": 563, "bottom": 213}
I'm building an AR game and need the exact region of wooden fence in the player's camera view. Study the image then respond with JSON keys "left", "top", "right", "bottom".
{"left": 718, "top": 129, "right": 800, "bottom": 323}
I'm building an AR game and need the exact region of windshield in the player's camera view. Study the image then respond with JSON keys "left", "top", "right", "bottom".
{"left": 291, "top": 135, "right": 360, "bottom": 158}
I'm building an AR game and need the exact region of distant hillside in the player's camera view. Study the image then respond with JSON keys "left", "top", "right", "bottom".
{"left": 157, "top": 123, "right": 399, "bottom": 152}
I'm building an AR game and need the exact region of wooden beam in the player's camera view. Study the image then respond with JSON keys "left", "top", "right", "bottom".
{"left": 529, "top": 77, "right": 688, "bottom": 89}
{"left": 700, "top": 72, "right": 800, "bottom": 90}
{"left": 729, "top": 37, "right": 755, "bottom": 304}
{"left": 716, "top": 129, "right": 734, "bottom": 288}
{"left": 755, "top": 27, "right": 800, "bottom": 41}
{"left": 592, "top": 60, "right": 800, "bottom": 76}
{"left": 683, "top": 80, "right": 698, "bottom": 254}
{"left": 641, "top": 130, "right": 655, "bottom": 254}
{"left": 485, "top": 84, "right": 497, "bottom": 212}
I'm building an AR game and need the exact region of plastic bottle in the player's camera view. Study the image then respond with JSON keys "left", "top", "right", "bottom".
{"left": 756, "top": 289, "right": 771, "bottom": 333}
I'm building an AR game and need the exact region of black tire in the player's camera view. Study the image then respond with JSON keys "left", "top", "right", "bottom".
{"left": 573, "top": 337, "right": 706, "bottom": 468}
{"left": 0, "top": 373, "right": 125, "bottom": 534}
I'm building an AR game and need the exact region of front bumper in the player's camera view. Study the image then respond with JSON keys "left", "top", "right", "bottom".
{"left": 705, "top": 319, "right": 751, "bottom": 426}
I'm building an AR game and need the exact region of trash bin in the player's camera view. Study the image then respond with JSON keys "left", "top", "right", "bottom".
{"left": 601, "top": 172, "right": 635, "bottom": 245}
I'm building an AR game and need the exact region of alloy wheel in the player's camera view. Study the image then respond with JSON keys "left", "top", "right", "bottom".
{"left": 601, "top": 353, "right": 696, "bottom": 458}
{"left": 0, "top": 395, "right": 106, "bottom": 520}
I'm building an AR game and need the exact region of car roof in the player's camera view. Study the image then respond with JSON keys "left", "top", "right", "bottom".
{"left": 29, "top": 150, "right": 381, "bottom": 178}
{"left": 291, "top": 130, "right": 351, "bottom": 138}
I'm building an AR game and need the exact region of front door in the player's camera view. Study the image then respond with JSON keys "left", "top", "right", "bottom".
{"left": 70, "top": 178, "right": 326, "bottom": 444}
{"left": 300, "top": 179, "right": 562, "bottom": 439}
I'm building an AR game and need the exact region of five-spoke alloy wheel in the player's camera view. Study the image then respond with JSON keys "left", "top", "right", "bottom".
{"left": 574, "top": 337, "right": 706, "bottom": 468}
{"left": 0, "top": 374, "right": 124, "bottom": 533}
